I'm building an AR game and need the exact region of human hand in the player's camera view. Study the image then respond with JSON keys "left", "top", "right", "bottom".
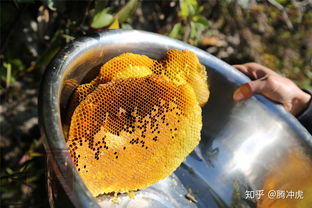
{"left": 232, "top": 63, "right": 311, "bottom": 116}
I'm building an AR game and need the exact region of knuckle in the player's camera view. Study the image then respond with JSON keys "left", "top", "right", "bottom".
{"left": 246, "top": 81, "right": 257, "bottom": 93}
{"left": 244, "top": 62, "right": 261, "bottom": 68}
{"left": 265, "top": 75, "right": 280, "bottom": 92}
{"left": 266, "top": 75, "right": 276, "bottom": 85}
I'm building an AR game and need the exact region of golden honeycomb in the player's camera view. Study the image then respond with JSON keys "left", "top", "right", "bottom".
{"left": 66, "top": 49, "right": 209, "bottom": 196}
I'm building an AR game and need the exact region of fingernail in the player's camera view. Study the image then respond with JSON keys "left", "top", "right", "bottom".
{"left": 233, "top": 89, "right": 244, "bottom": 101}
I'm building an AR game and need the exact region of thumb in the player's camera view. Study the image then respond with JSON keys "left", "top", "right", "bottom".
{"left": 233, "top": 79, "right": 267, "bottom": 101}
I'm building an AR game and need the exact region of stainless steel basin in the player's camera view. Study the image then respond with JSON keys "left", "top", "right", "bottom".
{"left": 39, "top": 29, "right": 312, "bottom": 208}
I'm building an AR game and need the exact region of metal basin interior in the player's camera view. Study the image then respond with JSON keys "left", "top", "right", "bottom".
{"left": 39, "top": 30, "right": 312, "bottom": 208}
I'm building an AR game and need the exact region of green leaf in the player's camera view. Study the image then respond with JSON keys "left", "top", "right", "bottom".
{"left": 29, "top": 152, "right": 44, "bottom": 158}
{"left": 169, "top": 23, "right": 182, "bottom": 39}
{"left": 180, "top": 0, "right": 189, "bottom": 18}
{"left": 190, "top": 21, "right": 197, "bottom": 41}
{"left": 179, "top": 0, "right": 198, "bottom": 19}
{"left": 276, "top": 0, "right": 288, "bottom": 6}
{"left": 194, "top": 16, "right": 209, "bottom": 27}
{"left": 5, "top": 168, "right": 13, "bottom": 175}
{"left": 62, "top": 34, "right": 75, "bottom": 41}
{"left": 198, "top": 5, "right": 204, "bottom": 13}
{"left": 91, "top": 8, "right": 113, "bottom": 28}
{"left": 41, "top": 0, "right": 65, "bottom": 12}
{"left": 121, "top": 23, "right": 133, "bottom": 29}
{"left": 188, "top": 3, "right": 196, "bottom": 17}
{"left": 305, "top": 70, "right": 312, "bottom": 79}
{"left": 190, "top": 20, "right": 206, "bottom": 44}
{"left": 3, "top": 62, "right": 12, "bottom": 88}
{"left": 10, "top": 58, "right": 25, "bottom": 71}
{"left": 115, "top": 0, "right": 138, "bottom": 24}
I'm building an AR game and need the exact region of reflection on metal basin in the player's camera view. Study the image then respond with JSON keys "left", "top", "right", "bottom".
{"left": 38, "top": 30, "right": 312, "bottom": 208}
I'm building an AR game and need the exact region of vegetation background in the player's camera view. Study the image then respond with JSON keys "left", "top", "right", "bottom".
{"left": 1, "top": 0, "right": 311, "bottom": 207}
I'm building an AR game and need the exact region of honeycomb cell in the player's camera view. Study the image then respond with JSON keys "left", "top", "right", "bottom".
{"left": 66, "top": 50, "right": 209, "bottom": 196}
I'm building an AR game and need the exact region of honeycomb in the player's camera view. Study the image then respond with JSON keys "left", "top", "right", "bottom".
{"left": 66, "top": 49, "right": 209, "bottom": 196}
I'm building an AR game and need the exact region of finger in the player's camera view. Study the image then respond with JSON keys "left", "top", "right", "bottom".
{"left": 233, "top": 83, "right": 253, "bottom": 101}
{"left": 243, "top": 63, "right": 277, "bottom": 77}
{"left": 232, "top": 64, "right": 259, "bottom": 80}
{"left": 233, "top": 78, "right": 267, "bottom": 101}
{"left": 232, "top": 65, "right": 252, "bottom": 77}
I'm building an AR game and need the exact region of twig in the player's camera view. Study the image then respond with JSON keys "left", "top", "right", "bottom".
{"left": 183, "top": 24, "right": 191, "bottom": 43}
{"left": 291, "top": 0, "right": 312, "bottom": 22}
{"left": 267, "top": 0, "right": 294, "bottom": 30}
{"left": 291, "top": 0, "right": 312, "bottom": 7}
{"left": 185, "top": 193, "right": 198, "bottom": 203}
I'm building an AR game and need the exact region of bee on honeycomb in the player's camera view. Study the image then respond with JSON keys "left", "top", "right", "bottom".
{"left": 66, "top": 49, "right": 209, "bottom": 196}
